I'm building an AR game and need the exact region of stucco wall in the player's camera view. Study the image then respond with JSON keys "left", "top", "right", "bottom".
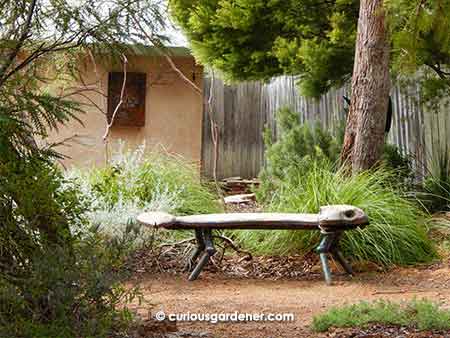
{"left": 46, "top": 54, "right": 204, "bottom": 168}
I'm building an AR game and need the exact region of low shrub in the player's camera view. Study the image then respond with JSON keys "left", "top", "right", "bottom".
{"left": 238, "top": 163, "right": 436, "bottom": 266}
{"left": 0, "top": 230, "right": 139, "bottom": 338}
{"left": 257, "top": 107, "right": 413, "bottom": 203}
{"left": 257, "top": 107, "right": 341, "bottom": 201}
{"left": 0, "top": 156, "right": 138, "bottom": 337}
{"left": 85, "top": 143, "right": 220, "bottom": 215}
{"left": 68, "top": 143, "right": 222, "bottom": 240}
{"left": 248, "top": 107, "right": 430, "bottom": 265}
{"left": 312, "top": 299, "right": 450, "bottom": 332}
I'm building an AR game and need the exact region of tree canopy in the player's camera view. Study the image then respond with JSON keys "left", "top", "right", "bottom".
{"left": 388, "top": 0, "right": 450, "bottom": 104}
{"left": 170, "top": 0, "right": 450, "bottom": 99}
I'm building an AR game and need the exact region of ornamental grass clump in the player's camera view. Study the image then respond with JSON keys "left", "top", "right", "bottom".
{"left": 237, "top": 162, "right": 436, "bottom": 266}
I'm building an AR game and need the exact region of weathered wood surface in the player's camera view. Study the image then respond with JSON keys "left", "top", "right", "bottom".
{"left": 202, "top": 76, "right": 449, "bottom": 180}
{"left": 137, "top": 205, "right": 368, "bottom": 230}
{"left": 341, "top": 0, "right": 390, "bottom": 171}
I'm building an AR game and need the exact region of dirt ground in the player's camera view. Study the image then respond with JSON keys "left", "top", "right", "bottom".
{"left": 127, "top": 261, "right": 450, "bottom": 338}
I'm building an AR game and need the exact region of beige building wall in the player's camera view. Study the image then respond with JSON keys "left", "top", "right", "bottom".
{"left": 46, "top": 54, "right": 204, "bottom": 168}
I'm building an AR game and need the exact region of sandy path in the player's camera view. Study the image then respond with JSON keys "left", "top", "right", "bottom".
{"left": 128, "top": 265, "right": 450, "bottom": 338}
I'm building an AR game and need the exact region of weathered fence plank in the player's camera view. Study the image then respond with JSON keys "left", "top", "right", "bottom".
{"left": 202, "top": 75, "right": 450, "bottom": 179}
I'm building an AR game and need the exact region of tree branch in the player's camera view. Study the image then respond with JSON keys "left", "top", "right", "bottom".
{"left": 0, "top": 0, "right": 37, "bottom": 84}
{"left": 103, "top": 54, "right": 128, "bottom": 141}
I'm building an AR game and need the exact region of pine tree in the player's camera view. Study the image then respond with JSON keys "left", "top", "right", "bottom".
{"left": 170, "top": 0, "right": 450, "bottom": 170}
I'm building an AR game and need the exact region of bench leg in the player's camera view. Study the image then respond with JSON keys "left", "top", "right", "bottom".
{"left": 185, "top": 229, "right": 205, "bottom": 272}
{"left": 316, "top": 231, "right": 353, "bottom": 284}
{"left": 332, "top": 249, "right": 353, "bottom": 276}
{"left": 188, "top": 229, "right": 216, "bottom": 281}
{"left": 319, "top": 252, "right": 332, "bottom": 285}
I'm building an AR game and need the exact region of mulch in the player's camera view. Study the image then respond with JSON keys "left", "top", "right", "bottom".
{"left": 128, "top": 241, "right": 321, "bottom": 280}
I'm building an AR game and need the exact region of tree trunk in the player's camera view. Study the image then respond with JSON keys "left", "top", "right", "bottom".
{"left": 340, "top": 0, "right": 390, "bottom": 172}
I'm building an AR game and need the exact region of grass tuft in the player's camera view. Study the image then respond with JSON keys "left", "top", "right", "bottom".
{"left": 236, "top": 162, "right": 437, "bottom": 266}
{"left": 312, "top": 299, "right": 450, "bottom": 332}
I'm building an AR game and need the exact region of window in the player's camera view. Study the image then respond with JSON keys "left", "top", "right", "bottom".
{"left": 107, "top": 72, "right": 146, "bottom": 127}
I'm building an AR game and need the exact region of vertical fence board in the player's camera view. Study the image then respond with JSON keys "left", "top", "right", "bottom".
{"left": 202, "top": 75, "right": 450, "bottom": 179}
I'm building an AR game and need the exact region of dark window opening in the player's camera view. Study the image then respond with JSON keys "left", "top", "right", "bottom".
{"left": 107, "top": 72, "right": 146, "bottom": 127}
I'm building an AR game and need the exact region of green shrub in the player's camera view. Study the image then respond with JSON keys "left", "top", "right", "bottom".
{"left": 258, "top": 107, "right": 341, "bottom": 202}
{"left": 249, "top": 107, "right": 426, "bottom": 265}
{"left": 382, "top": 143, "right": 414, "bottom": 185}
{"left": 240, "top": 163, "right": 436, "bottom": 266}
{"left": 312, "top": 299, "right": 450, "bottom": 332}
{"left": 0, "top": 230, "right": 139, "bottom": 338}
{"left": 0, "top": 156, "right": 138, "bottom": 337}
{"left": 73, "top": 144, "right": 222, "bottom": 217}
{"left": 257, "top": 107, "right": 413, "bottom": 203}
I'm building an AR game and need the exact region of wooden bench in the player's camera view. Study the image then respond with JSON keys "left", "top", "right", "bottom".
{"left": 137, "top": 205, "right": 369, "bottom": 284}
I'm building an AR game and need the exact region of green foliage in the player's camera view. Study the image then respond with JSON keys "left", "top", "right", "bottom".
{"left": 0, "top": 157, "right": 138, "bottom": 337}
{"left": 381, "top": 143, "right": 413, "bottom": 184}
{"left": 240, "top": 163, "right": 436, "bottom": 265}
{"left": 0, "top": 230, "right": 139, "bottom": 338}
{"left": 0, "top": 156, "right": 85, "bottom": 257}
{"left": 72, "top": 144, "right": 222, "bottom": 217}
{"left": 253, "top": 111, "right": 421, "bottom": 270}
{"left": 387, "top": 0, "right": 450, "bottom": 109}
{"left": 0, "top": 2, "right": 172, "bottom": 336}
{"left": 170, "top": 0, "right": 358, "bottom": 97}
{"left": 312, "top": 299, "right": 450, "bottom": 332}
{"left": 171, "top": 0, "right": 450, "bottom": 100}
{"left": 257, "top": 107, "right": 413, "bottom": 204}
{"left": 257, "top": 107, "right": 341, "bottom": 202}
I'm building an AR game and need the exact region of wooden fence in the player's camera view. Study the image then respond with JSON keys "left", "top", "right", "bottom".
{"left": 201, "top": 75, "right": 450, "bottom": 179}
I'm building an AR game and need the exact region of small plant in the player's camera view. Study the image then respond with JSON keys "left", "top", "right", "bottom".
{"left": 382, "top": 143, "right": 413, "bottom": 185}
{"left": 258, "top": 107, "right": 341, "bottom": 203}
{"left": 0, "top": 229, "right": 140, "bottom": 338}
{"left": 312, "top": 299, "right": 450, "bottom": 332}
{"left": 68, "top": 142, "right": 222, "bottom": 241}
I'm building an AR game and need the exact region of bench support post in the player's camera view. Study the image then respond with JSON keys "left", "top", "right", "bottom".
{"left": 188, "top": 229, "right": 216, "bottom": 281}
{"left": 185, "top": 228, "right": 354, "bottom": 284}
{"left": 184, "top": 229, "right": 205, "bottom": 272}
{"left": 316, "top": 230, "right": 353, "bottom": 285}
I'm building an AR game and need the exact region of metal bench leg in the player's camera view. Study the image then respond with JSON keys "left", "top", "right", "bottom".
{"left": 319, "top": 252, "right": 332, "bottom": 285}
{"left": 188, "top": 229, "right": 216, "bottom": 281}
{"left": 332, "top": 249, "right": 353, "bottom": 276}
{"left": 316, "top": 230, "right": 354, "bottom": 284}
{"left": 185, "top": 229, "right": 205, "bottom": 272}
{"left": 316, "top": 231, "right": 340, "bottom": 285}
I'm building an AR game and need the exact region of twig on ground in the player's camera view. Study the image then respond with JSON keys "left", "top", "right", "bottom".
{"left": 213, "top": 234, "right": 253, "bottom": 261}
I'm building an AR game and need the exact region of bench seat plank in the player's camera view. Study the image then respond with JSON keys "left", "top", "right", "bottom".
{"left": 136, "top": 205, "right": 369, "bottom": 284}
{"left": 165, "top": 212, "right": 318, "bottom": 230}
{"left": 137, "top": 206, "right": 368, "bottom": 230}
